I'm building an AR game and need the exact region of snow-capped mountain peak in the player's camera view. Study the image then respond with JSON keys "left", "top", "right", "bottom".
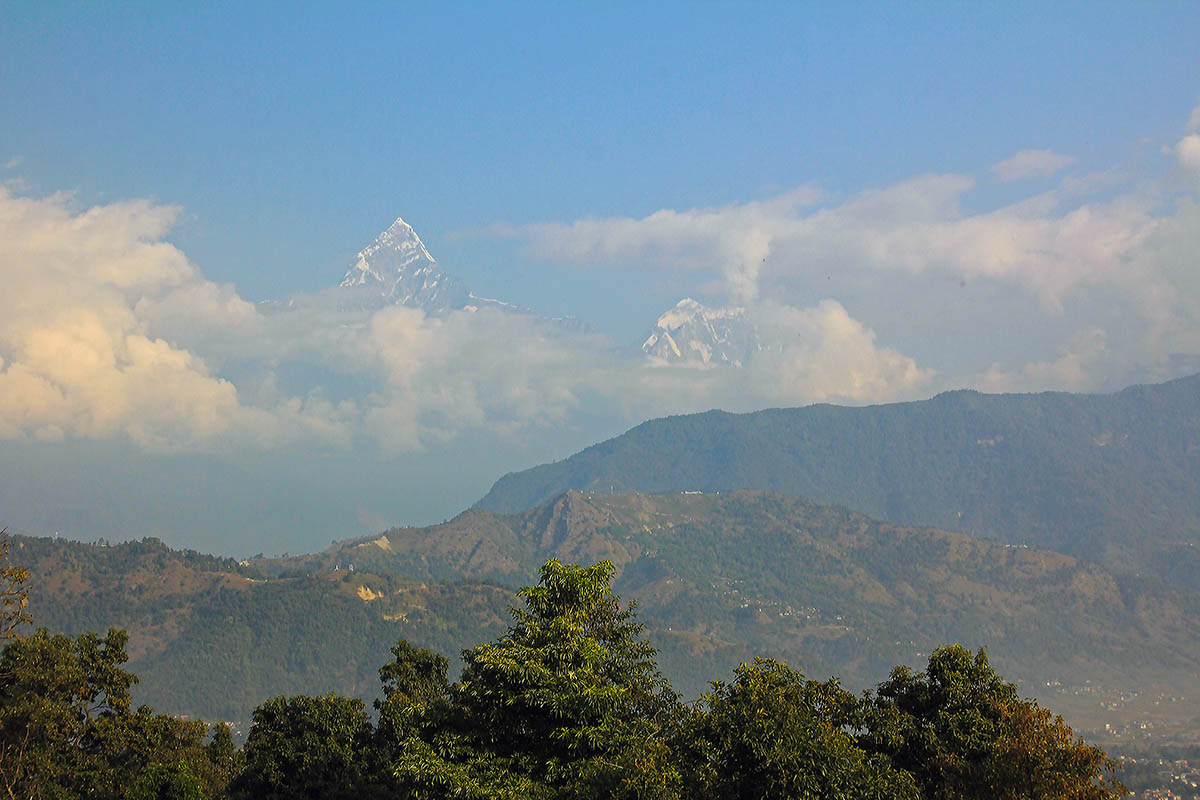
{"left": 641, "top": 298, "right": 759, "bottom": 366}
{"left": 653, "top": 297, "right": 745, "bottom": 330}
{"left": 339, "top": 216, "right": 437, "bottom": 290}
{"left": 331, "top": 216, "right": 472, "bottom": 313}
{"left": 263, "top": 213, "right": 587, "bottom": 333}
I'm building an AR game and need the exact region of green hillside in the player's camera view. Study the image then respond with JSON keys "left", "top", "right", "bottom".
{"left": 323, "top": 491, "right": 1200, "bottom": 699}
{"left": 20, "top": 489, "right": 1197, "bottom": 739}
{"left": 13, "top": 535, "right": 513, "bottom": 723}
{"left": 476, "top": 374, "right": 1200, "bottom": 591}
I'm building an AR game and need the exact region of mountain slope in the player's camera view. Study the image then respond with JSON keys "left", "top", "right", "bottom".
{"left": 476, "top": 374, "right": 1200, "bottom": 591}
{"left": 16, "top": 490, "right": 1200, "bottom": 742}
{"left": 279, "top": 490, "right": 1200, "bottom": 707}
{"left": 13, "top": 535, "right": 513, "bottom": 724}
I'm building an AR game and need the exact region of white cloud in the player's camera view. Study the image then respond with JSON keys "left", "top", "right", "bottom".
{"left": 748, "top": 300, "right": 933, "bottom": 404}
{"left": 990, "top": 149, "right": 1077, "bottom": 182}
{"left": 356, "top": 306, "right": 624, "bottom": 452}
{"left": 1188, "top": 102, "right": 1200, "bottom": 133}
{"left": 611, "top": 299, "right": 934, "bottom": 420}
{"left": 6, "top": 97, "right": 1200, "bottom": 458}
{"left": 514, "top": 186, "right": 822, "bottom": 304}
{"left": 0, "top": 189, "right": 243, "bottom": 447}
{"left": 512, "top": 172, "right": 1156, "bottom": 312}
{"left": 1176, "top": 134, "right": 1200, "bottom": 173}
{"left": 0, "top": 190, "right": 656, "bottom": 454}
{"left": 977, "top": 328, "right": 1110, "bottom": 393}
{"left": 0, "top": 189, "right": 351, "bottom": 450}
{"left": 501, "top": 100, "right": 1200, "bottom": 395}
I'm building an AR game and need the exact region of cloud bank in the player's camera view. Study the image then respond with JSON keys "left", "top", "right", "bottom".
{"left": 0, "top": 190, "right": 250, "bottom": 447}
{"left": 0, "top": 187, "right": 933, "bottom": 456}
{"left": 506, "top": 106, "right": 1200, "bottom": 392}
{"left": 513, "top": 186, "right": 823, "bottom": 304}
{"left": 1176, "top": 102, "right": 1200, "bottom": 176}
{"left": 5, "top": 102, "right": 1200, "bottom": 460}
{"left": 514, "top": 172, "right": 1163, "bottom": 313}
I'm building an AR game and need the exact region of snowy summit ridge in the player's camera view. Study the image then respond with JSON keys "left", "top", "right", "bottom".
{"left": 642, "top": 298, "right": 760, "bottom": 366}
{"left": 340, "top": 216, "right": 438, "bottom": 288}
{"left": 334, "top": 216, "right": 474, "bottom": 313}
{"left": 263, "top": 214, "right": 594, "bottom": 333}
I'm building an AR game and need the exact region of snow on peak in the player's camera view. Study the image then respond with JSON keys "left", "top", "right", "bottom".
{"left": 655, "top": 297, "right": 744, "bottom": 331}
{"left": 332, "top": 214, "right": 471, "bottom": 311}
{"left": 386, "top": 214, "right": 414, "bottom": 232}
{"left": 266, "top": 213, "right": 556, "bottom": 320}
{"left": 330, "top": 214, "right": 522, "bottom": 316}
{"left": 642, "top": 297, "right": 758, "bottom": 367}
{"left": 340, "top": 215, "right": 439, "bottom": 289}
{"left": 373, "top": 216, "right": 436, "bottom": 262}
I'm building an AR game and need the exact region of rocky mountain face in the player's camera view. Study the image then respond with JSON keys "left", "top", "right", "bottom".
{"left": 328, "top": 490, "right": 1200, "bottom": 702}
{"left": 641, "top": 298, "right": 760, "bottom": 366}
{"left": 331, "top": 216, "right": 517, "bottom": 314}
{"left": 257, "top": 215, "right": 612, "bottom": 346}
{"left": 334, "top": 216, "right": 471, "bottom": 312}
{"left": 14, "top": 534, "right": 513, "bottom": 724}
{"left": 329, "top": 218, "right": 768, "bottom": 362}
{"left": 262, "top": 215, "right": 515, "bottom": 316}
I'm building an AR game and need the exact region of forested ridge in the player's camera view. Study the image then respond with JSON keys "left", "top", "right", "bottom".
{"left": 15, "top": 534, "right": 513, "bottom": 721}
{"left": 477, "top": 374, "right": 1200, "bottom": 592}
{"left": 0, "top": 535, "right": 1130, "bottom": 799}
{"left": 16, "top": 489, "right": 1200, "bottom": 733}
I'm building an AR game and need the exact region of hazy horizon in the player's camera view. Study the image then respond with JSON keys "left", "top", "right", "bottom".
{"left": 3, "top": 3, "right": 1200, "bottom": 555}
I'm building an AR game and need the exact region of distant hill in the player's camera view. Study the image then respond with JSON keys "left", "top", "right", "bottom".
{"left": 476, "top": 374, "right": 1200, "bottom": 592}
{"left": 19, "top": 490, "right": 1195, "bottom": 732}
{"left": 317, "top": 488, "right": 1200, "bottom": 745}
{"left": 13, "top": 535, "right": 513, "bottom": 725}
{"left": 318, "top": 490, "right": 1200, "bottom": 699}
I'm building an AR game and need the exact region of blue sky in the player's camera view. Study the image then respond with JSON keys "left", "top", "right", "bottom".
{"left": 6, "top": 2, "right": 1198, "bottom": 329}
{"left": 2, "top": 2, "right": 1200, "bottom": 553}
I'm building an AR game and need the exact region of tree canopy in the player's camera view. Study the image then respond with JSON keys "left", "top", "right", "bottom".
{"left": 0, "top": 555, "right": 1128, "bottom": 799}
{"left": 686, "top": 657, "right": 918, "bottom": 800}
{"left": 861, "top": 644, "right": 1127, "bottom": 800}
{"left": 0, "top": 627, "right": 229, "bottom": 800}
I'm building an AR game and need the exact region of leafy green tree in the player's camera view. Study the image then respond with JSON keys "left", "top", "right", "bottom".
{"left": 372, "top": 639, "right": 537, "bottom": 799}
{"left": 0, "top": 529, "right": 30, "bottom": 642}
{"left": 454, "top": 559, "right": 683, "bottom": 798}
{"left": 229, "top": 693, "right": 373, "bottom": 800}
{"left": 368, "top": 561, "right": 684, "bottom": 798}
{"left": 204, "top": 722, "right": 237, "bottom": 787}
{"left": 0, "top": 627, "right": 221, "bottom": 799}
{"left": 127, "top": 761, "right": 207, "bottom": 800}
{"left": 682, "top": 657, "right": 917, "bottom": 800}
{"left": 379, "top": 638, "right": 451, "bottom": 706}
{"left": 0, "top": 627, "right": 141, "bottom": 797}
{"left": 861, "top": 645, "right": 1127, "bottom": 799}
